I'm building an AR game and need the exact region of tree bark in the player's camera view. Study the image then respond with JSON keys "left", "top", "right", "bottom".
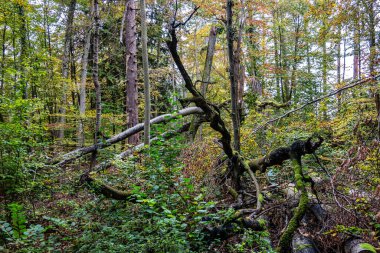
{"left": 201, "top": 26, "right": 217, "bottom": 97}
{"left": 89, "top": 0, "right": 101, "bottom": 169}
{"left": 197, "top": 26, "right": 217, "bottom": 140}
{"left": 140, "top": 0, "right": 150, "bottom": 146}
{"left": 18, "top": 3, "right": 28, "bottom": 99}
{"left": 226, "top": 0, "right": 240, "bottom": 152}
{"left": 125, "top": 0, "right": 139, "bottom": 144}
{"left": 289, "top": 15, "right": 301, "bottom": 102}
{"left": 0, "top": 24, "right": 6, "bottom": 96}
{"left": 78, "top": 9, "right": 92, "bottom": 147}
{"left": 353, "top": 21, "right": 360, "bottom": 79}
{"left": 337, "top": 25, "right": 341, "bottom": 110}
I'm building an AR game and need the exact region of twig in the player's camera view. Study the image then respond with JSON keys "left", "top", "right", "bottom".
{"left": 313, "top": 152, "right": 353, "bottom": 213}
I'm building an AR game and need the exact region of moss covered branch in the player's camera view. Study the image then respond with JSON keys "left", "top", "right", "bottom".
{"left": 249, "top": 136, "right": 323, "bottom": 173}
{"left": 80, "top": 174, "right": 137, "bottom": 201}
{"left": 257, "top": 100, "right": 291, "bottom": 109}
{"left": 276, "top": 158, "right": 309, "bottom": 253}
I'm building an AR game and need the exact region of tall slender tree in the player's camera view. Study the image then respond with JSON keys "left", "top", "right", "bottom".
{"left": 125, "top": 0, "right": 139, "bottom": 145}
{"left": 18, "top": 2, "right": 28, "bottom": 99}
{"left": 58, "top": 0, "right": 76, "bottom": 140}
{"left": 226, "top": 0, "right": 240, "bottom": 152}
{"left": 78, "top": 6, "right": 92, "bottom": 147}
{"left": 89, "top": 0, "right": 101, "bottom": 168}
{"left": 140, "top": 0, "right": 150, "bottom": 146}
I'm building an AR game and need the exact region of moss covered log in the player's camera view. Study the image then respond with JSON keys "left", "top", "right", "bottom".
{"left": 276, "top": 158, "right": 309, "bottom": 253}
{"left": 80, "top": 174, "right": 137, "bottom": 201}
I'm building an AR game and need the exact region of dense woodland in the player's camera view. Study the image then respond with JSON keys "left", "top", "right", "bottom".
{"left": 0, "top": 0, "right": 380, "bottom": 252}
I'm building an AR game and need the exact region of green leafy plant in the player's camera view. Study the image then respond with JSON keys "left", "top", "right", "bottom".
{"left": 8, "top": 203, "right": 27, "bottom": 239}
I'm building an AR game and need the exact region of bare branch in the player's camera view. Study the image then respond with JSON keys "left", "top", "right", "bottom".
{"left": 93, "top": 122, "right": 192, "bottom": 173}
{"left": 50, "top": 107, "right": 203, "bottom": 166}
{"left": 251, "top": 75, "right": 380, "bottom": 134}
{"left": 173, "top": 6, "right": 200, "bottom": 28}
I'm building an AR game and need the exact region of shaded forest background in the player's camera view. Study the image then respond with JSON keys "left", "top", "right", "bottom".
{"left": 0, "top": 0, "right": 379, "bottom": 252}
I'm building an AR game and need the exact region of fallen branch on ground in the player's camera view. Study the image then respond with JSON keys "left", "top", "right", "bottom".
{"left": 93, "top": 122, "right": 192, "bottom": 173}
{"left": 50, "top": 107, "right": 203, "bottom": 167}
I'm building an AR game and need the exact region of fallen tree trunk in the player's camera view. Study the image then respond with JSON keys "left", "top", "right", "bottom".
{"left": 93, "top": 122, "right": 192, "bottom": 172}
{"left": 80, "top": 174, "right": 136, "bottom": 201}
{"left": 51, "top": 107, "right": 203, "bottom": 166}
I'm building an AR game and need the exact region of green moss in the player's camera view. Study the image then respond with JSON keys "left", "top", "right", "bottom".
{"left": 276, "top": 158, "right": 309, "bottom": 253}
{"left": 228, "top": 186, "right": 239, "bottom": 199}
{"left": 295, "top": 244, "right": 313, "bottom": 251}
{"left": 258, "top": 218, "right": 267, "bottom": 227}
{"left": 360, "top": 243, "right": 376, "bottom": 253}
{"left": 258, "top": 193, "right": 264, "bottom": 203}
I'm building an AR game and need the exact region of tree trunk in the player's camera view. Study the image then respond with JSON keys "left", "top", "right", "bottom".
{"left": 322, "top": 40, "right": 327, "bottom": 119}
{"left": 353, "top": 25, "right": 360, "bottom": 79}
{"left": 364, "top": 0, "right": 379, "bottom": 139}
{"left": 78, "top": 14, "right": 92, "bottom": 147}
{"left": 366, "top": 0, "right": 376, "bottom": 76}
{"left": 90, "top": 0, "right": 101, "bottom": 167}
{"left": 201, "top": 26, "right": 217, "bottom": 97}
{"left": 273, "top": 11, "right": 281, "bottom": 100}
{"left": 197, "top": 26, "right": 217, "bottom": 140}
{"left": 226, "top": 0, "right": 240, "bottom": 152}
{"left": 125, "top": 0, "right": 139, "bottom": 145}
{"left": 0, "top": 24, "right": 6, "bottom": 96}
{"left": 337, "top": 25, "right": 341, "bottom": 110}
{"left": 59, "top": 0, "right": 76, "bottom": 140}
{"left": 289, "top": 15, "right": 301, "bottom": 102}
{"left": 140, "top": 0, "right": 150, "bottom": 146}
{"left": 236, "top": 1, "right": 245, "bottom": 122}
{"left": 18, "top": 3, "right": 28, "bottom": 99}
